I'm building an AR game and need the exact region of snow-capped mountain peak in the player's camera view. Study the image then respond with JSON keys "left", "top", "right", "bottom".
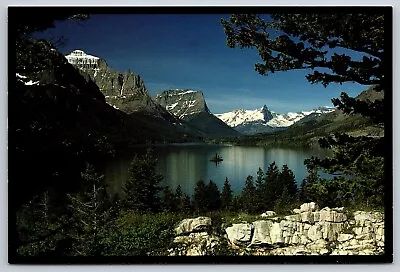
{"left": 214, "top": 105, "right": 335, "bottom": 134}
{"left": 154, "top": 89, "right": 211, "bottom": 118}
{"left": 214, "top": 105, "right": 274, "bottom": 127}
{"left": 65, "top": 50, "right": 101, "bottom": 68}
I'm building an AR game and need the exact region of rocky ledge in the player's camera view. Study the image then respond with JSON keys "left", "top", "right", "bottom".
{"left": 169, "top": 203, "right": 385, "bottom": 256}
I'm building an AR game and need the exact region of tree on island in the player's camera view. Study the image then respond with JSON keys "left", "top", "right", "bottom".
{"left": 221, "top": 13, "right": 386, "bottom": 207}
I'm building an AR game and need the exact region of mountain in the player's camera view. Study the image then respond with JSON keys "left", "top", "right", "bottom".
{"left": 221, "top": 86, "right": 384, "bottom": 147}
{"left": 65, "top": 50, "right": 164, "bottom": 115}
{"left": 154, "top": 89, "right": 241, "bottom": 138}
{"left": 215, "top": 105, "right": 335, "bottom": 135}
{"left": 64, "top": 50, "right": 205, "bottom": 139}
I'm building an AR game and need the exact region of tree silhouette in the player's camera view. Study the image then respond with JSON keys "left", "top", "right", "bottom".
{"left": 207, "top": 180, "right": 221, "bottom": 211}
{"left": 240, "top": 175, "right": 257, "bottom": 213}
{"left": 193, "top": 179, "right": 208, "bottom": 212}
{"left": 221, "top": 13, "right": 387, "bottom": 207}
{"left": 123, "top": 149, "right": 163, "bottom": 213}
{"left": 221, "top": 177, "right": 233, "bottom": 211}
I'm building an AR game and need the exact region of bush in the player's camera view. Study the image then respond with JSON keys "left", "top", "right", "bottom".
{"left": 98, "top": 212, "right": 182, "bottom": 256}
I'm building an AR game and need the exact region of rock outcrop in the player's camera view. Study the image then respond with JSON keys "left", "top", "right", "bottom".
{"left": 225, "top": 223, "right": 254, "bottom": 246}
{"left": 170, "top": 203, "right": 385, "bottom": 256}
{"left": 171, "top": 217, "right": 217, "bottom": 256}
{"left": 175, "top": 217, "right": 212, "bottom": 235}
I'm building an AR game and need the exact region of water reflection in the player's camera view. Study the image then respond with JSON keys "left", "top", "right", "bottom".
{"left": 103, "top": 144, "right": 332, "bottom": 197}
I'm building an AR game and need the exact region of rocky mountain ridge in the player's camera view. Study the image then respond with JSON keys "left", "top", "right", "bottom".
{"left": 170, "top": 202, "right": 385, "bottom": 256}
{"left": 215, "top": 105, "right": 335, "bottom": 135}
{"left": 65, "top": 49, "right": 164, "bottom": 115}
{"left": 154, "top": 89, "right": 211, "bottom": 118}
{"left": 154, "top": 89, "right": 241, "bottom": 138}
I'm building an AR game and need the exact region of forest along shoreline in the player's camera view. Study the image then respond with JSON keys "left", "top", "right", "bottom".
{"left": 100, "top": 143, "right": 333, "bottom": 198}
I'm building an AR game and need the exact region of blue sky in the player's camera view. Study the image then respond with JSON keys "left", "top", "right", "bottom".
{"left": 37, "top": 14, "right": 369, "bottom": 114}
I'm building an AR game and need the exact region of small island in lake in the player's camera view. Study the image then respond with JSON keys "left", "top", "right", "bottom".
{"left": 210, "top": 153, "right": 223, "bottom": 163}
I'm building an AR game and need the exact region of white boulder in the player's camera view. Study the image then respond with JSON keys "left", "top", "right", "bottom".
{"left": 175, "top": 216, "right": 212, "bottom": 235}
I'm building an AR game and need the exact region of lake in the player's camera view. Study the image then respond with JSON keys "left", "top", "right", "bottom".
{"left": 103, "top": 143, "right": 332, "bottom": 197}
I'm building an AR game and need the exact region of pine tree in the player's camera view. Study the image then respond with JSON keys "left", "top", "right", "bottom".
{"left": 207, "top": 180, "right": 221, "bottom": 211}
{"left": 299, "top": 158, "right": 320, "bottom": 203}
{"left": 123, "top": 149, "right": 163, "bottom": 213}
{"left": 264, "top": 162, "right": 281, "bottom": 210}
{"left": 240, "top": 175, "right": 257, "bottom": 214}
{"left": 161, "top": 186, "right": 177, "bottom": 212}
{"left": 279, "top": 164, "right": 297, "bottom": 200}
{"left": 174, "top": 185, "right": 183, "bottom": 211}
{"left": 68, "top": 163, "right": 106, "bottom": 232}
{"left": 67, "top": 163, "right": 109, "bottom": 255}
{"left": 274, "top": 187, "right": 292, "bottom": 215}
{"left": 182, "top": 193, "right": 193, "bottom": 213}
{"left": 255, "top": 167, "right": 267, "bottom": 211}
{"left": 221, "top": 177, "right": 233, "bottom": 211}
{"left": 193, "top": 179, "right": 208, "bottom": 212}
{"left": 174, "top": 185, "right": 193, "bottom": 213}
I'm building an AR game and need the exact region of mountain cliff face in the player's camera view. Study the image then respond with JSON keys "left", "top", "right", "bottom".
{"left": 65, "top": 50, "right": 162, "bottom": 115}
{"left": 215, "top": 105, "right": 335, "bottom": 135}
{"left": 154, "top": 89, "right": 211, "bottom": 118}
{"left": 154, "top": 89, "right": 241, "bottom": 138}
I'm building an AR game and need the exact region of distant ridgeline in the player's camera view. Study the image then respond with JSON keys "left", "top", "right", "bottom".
{"left": 215, "top": 105, "right": 336, "bottom": 135}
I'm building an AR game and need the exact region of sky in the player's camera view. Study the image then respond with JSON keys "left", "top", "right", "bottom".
{"left": 37, "top": 14, "right": 369, "bottom": 114}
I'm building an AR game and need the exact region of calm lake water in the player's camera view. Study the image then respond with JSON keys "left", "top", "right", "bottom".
{"left": 103, "top": 143, "right": 332, "bottom": 197}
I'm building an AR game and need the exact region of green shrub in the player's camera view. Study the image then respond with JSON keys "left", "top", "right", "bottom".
{"left": 98, "top": 212, "right": 182, "bottom": 256}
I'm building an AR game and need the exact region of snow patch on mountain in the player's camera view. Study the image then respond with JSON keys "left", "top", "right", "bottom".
{"left": 16, "top": 73, "right": 40, "bottom": 86}
{"left": 154, "top": 89, "right": 211, "bottom": 118}
{"left": 166, "top": 102, "right": 179, "bottom": 111}
{"left": 177, "top": 90, "right": 197, "bottom": 95}
{"left": 65, "top": 50, "right": 100, "bottom": 68}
